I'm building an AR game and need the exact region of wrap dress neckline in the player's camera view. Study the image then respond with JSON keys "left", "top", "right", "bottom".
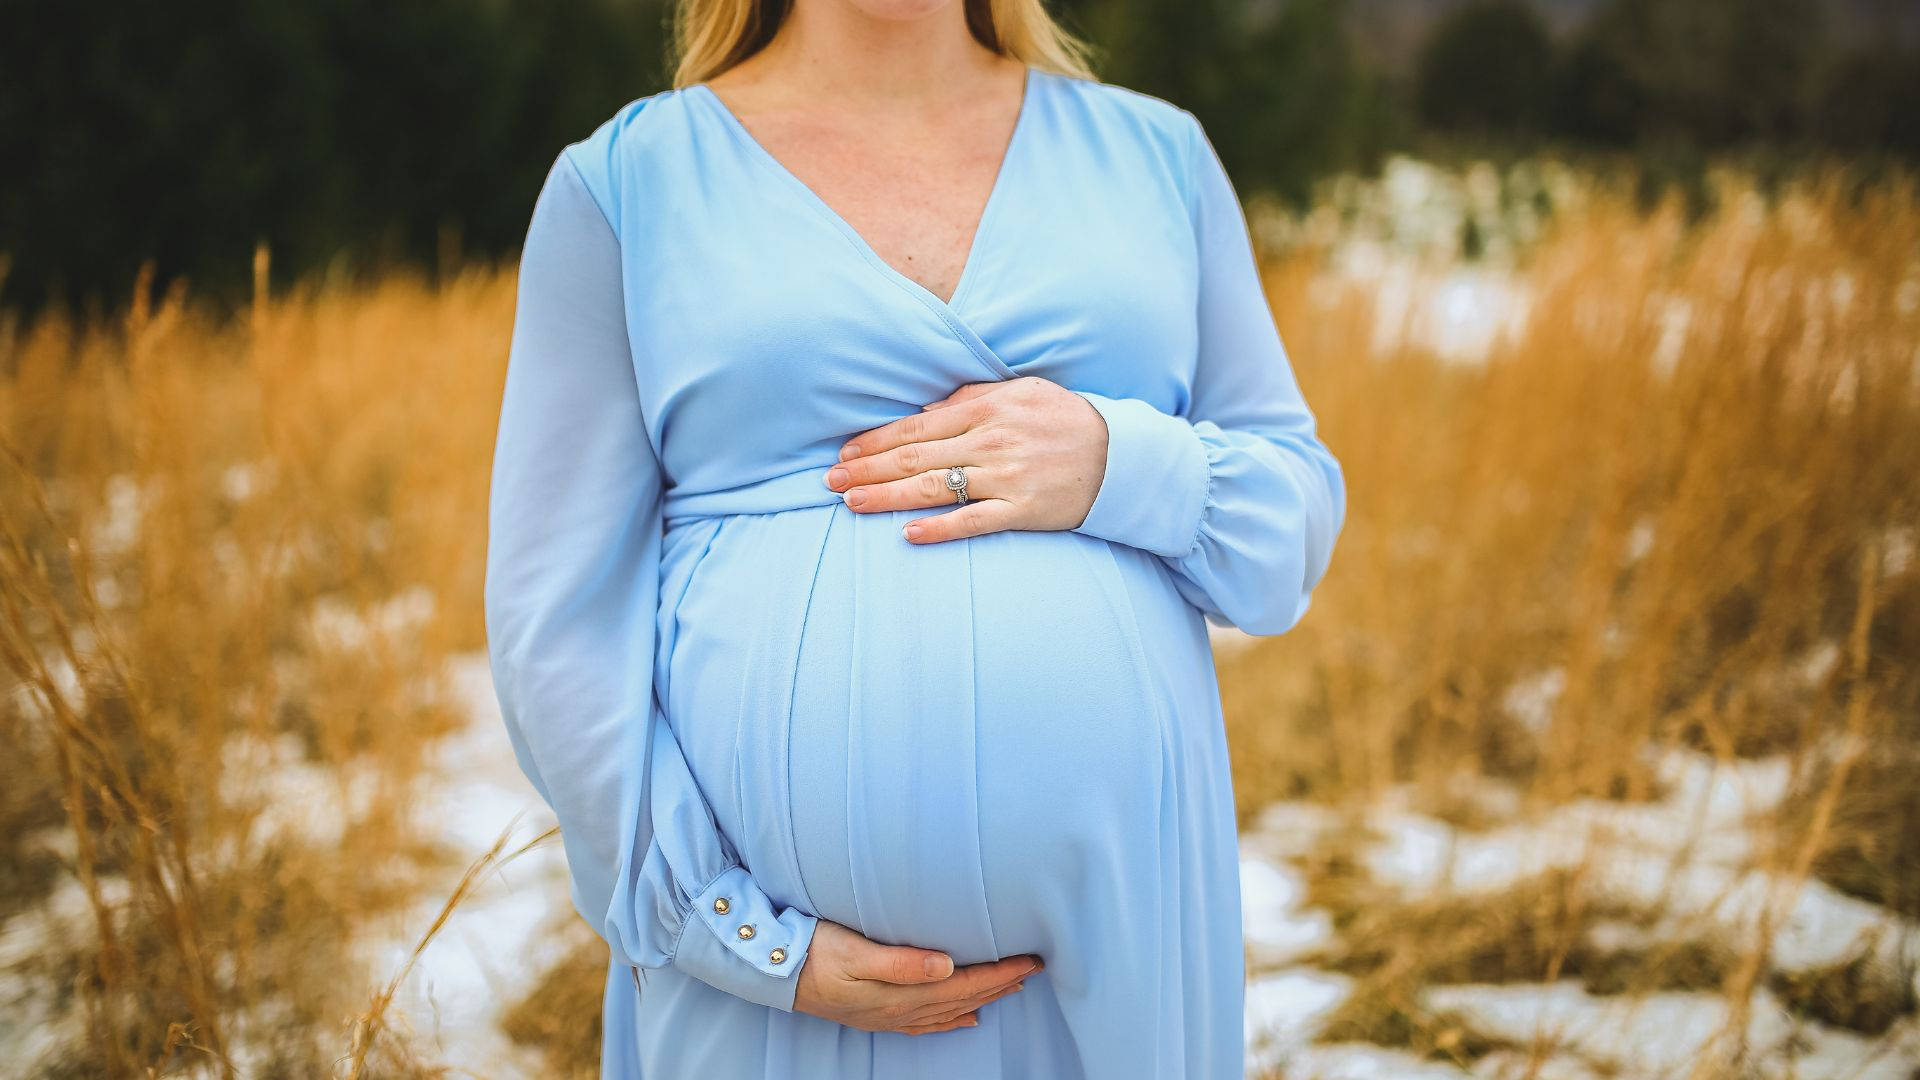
{"left": 687, "top": 66, "right": 1041, "bottom": 378}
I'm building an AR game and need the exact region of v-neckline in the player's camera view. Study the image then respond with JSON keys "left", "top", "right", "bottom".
{"left": 691, "top": 65, "right": 1039, "bottom": 317}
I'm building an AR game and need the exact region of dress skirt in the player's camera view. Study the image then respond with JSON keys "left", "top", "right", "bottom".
{"left": 613, "top": 498, "right": 1247, "bottom": 1077}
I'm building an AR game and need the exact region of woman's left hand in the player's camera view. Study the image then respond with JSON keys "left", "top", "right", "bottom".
{"left": 824, "top": 376, "right": 1109, "bottom": 544}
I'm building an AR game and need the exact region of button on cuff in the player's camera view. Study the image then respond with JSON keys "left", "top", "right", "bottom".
{"left": 671, "top": 865, "right": 818, "bottom": 1012}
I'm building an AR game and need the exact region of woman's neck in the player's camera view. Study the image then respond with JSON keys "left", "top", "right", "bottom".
{"left": 727, "top": 0, "right": 1013, "bottom": 115}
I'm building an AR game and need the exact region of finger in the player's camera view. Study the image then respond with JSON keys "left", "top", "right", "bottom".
{"left": 920, "top": 381, "right": 1001, "bottom": 412}
{"left": 843, "top": 942, "right": 957, "bottom": 985}
{"left": 838, "top": 397, "right": 990, "bottom": 464}
{"left": 904, "top": 977, "right": 1028, "bottom": 1026}
{"left": 844, "top": 466, "right": 995, "bottom": 514}
{"left": 898, "top": 1011, "right": 980, "bottom": 1035}
{"left": 832, "top": 432, "right": 981, "bottom": 490}
{"left": 893, "top": 954, "right": 1044, "bottom": 1008}
{"left": 902, "top": 499, "right": 1017, "bottom": 544}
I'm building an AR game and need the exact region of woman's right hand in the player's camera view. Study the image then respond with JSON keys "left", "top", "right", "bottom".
{"left": 792, "top": 920, "right": 1043, "bottom": 1035}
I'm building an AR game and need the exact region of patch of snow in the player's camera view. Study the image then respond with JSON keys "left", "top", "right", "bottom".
{"left": 1500, "top": 667, "right": 1564, "bottom": 736}
{"left": 1285, "top": 1043, "right": 1467, "bottom": 1078}
{"left": 1425, "top": 981, "right": 1920, "bottom": 1080}
{"left": 1622, "top": 518, "right": 1657, "bottom": 566}
{"left": 1469, "top": 1049, "right": 1614, "bottom": 1080}
{"left": 218, "top": 732, "right": 382, "bottom": 849}
{"left": 1882, "top": 525, "right": 1915, "bottom": 578}
{"left": 1789, "top": 1017, "right": 1920, "bottom": 1080}
{"left": 7, "top": 653, "right": 81, "bottom": 722}
{"left": 0, "top": 874, "right": 125, "bottom": 1071}
{"left": 221, "top": 461, "right": 272, "bottom": 503}
{"left": 1244, "top": 970, "right": 1353, "bottom": 1075}
{"left": 1241, "top": 802, "right": 1352, "bottom": 863}
{"left": 1241, "top": 857, "right": 1336, "bottom": 966}
{"left": 1648, "top": 746, "right": 1793, "bottom": 830}
{"left": 351, "top": 651, "right": 572, "bottom": 1080}
{"left": 89, "top": 474, "right": 147, "bottom": 557}
{"left": 1424, "top": 980, "right": 1794, "bottom": 1076}
{"left": 1595, "top": 850, "right": 1917, "bottom": 978}
{"left": 306, "top": 586, "right": 436, "bottom": 652}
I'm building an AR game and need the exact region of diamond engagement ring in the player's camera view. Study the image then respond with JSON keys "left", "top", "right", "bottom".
{"left": 944, "top": 466, "right": 970, "bottom": 505}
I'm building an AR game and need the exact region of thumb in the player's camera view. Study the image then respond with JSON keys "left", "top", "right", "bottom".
{"left": 848, "top": 939, "right": 955, "bottom": 984}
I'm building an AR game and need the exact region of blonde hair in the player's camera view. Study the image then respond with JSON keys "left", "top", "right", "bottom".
{"left": 669, "top": 0, "right": 1099, "bottom": 88}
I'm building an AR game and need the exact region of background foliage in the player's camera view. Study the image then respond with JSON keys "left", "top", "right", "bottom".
{"left": 4, "top": 0, "right": 1917, "bottom": 316}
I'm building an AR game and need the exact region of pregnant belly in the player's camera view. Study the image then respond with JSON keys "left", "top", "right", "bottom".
{"left": 660, "top": 501, "right": 1213, "bottom": 965}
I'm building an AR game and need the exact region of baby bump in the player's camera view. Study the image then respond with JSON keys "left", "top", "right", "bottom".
{"left": 662, "top": 501, "right": 1210, "bottom": 964}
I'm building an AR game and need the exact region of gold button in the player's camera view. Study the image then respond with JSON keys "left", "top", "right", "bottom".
{"left": 713, "top": 897, "right": 731, "bottom": 915}
{"left": 737, "top": 924, "right": 756, "bottom": 940}
{"left": 769, "top": 948, "right": 787, "bottom": 964}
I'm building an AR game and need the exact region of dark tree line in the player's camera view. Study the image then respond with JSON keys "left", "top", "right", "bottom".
{"left": 1, "top": 0, "right": 673, "bottom": 315}
{"left": 2, "top": 0, "right": 1914, "bottom": 317}
{"left": 1414, "top": 0, "right": 1920, "bottom": 155}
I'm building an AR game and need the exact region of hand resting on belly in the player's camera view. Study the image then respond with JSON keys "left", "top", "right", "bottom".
{"left": 794, "top": 921, "right": 1043, "bottom": 1034}
{"left": 823, "top": 375, "right": 1109, "bottom": 544}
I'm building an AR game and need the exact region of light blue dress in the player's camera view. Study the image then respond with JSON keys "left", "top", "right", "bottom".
{"left": 484, "top": 64, "right": 1346, "bottom": 1079}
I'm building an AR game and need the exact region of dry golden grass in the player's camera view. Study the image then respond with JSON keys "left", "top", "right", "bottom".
{"left": 1, "top": 160, "right": 1914, "bottom": 1077}
{"left": 1, "top": 249, "right": 512, "bottom": 1076}
{"left": 1223, "top": 164, "right": 1920, "bottom": 1077}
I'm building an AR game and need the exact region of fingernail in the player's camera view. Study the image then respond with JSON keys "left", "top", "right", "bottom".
{"left": 925, "top": 954, "right": 953, "bottom": 979}
{"left": 966, "top": 1017, "right": 979, "bottom": 1026}
{"left": 838, "top": 444, "right": 857, "bottom": 461}
{"left": 845, "top": 489, "right": 864, "bottom": 508}
{"left": 903, "top": 524, "right": 922, "bottom": 542}
{"left": 826, "top": 466, "right": 848, "bottom": 488}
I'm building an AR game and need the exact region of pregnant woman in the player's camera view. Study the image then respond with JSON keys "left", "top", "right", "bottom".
{"left": 483, "top": 0, "right": 1346, "bottom": 1076}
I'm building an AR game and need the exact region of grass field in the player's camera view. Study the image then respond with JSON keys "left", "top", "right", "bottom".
{"left": 2, "top": 157, "right": 1915, "bottom": 1078}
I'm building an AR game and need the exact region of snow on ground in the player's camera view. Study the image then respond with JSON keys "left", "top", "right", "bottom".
{"left": 1241, "top": 858, "right": 1336, "bottom": 967}
{"left": 1423, "top": 981, "right": 1920, "bottom": 1080}
{"left": 1282, "top": 1042, "right": 1468, "bottom": 1079}
{"left": 0, "top": 871, "right": 117, "bottom": 1069}
{"left": 1235, "top": 741, "right": 1920, "bottom": 1078}
{"left": 1335, "top": 748, "right": 1917, "bottom": 982}
{"left": 1244, "top": 969, "right": 1355, "bottom": 1075}
{"left": 350, "top": 651, "right": 574, "bottom": 1078}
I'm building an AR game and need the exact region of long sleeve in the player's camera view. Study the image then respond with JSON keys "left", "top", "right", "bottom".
{"left": 1069, "top": 109, "right": 1347, "bottom": 637}
{"left": 484, "top": 148, "right": 817, "bottom": 1011}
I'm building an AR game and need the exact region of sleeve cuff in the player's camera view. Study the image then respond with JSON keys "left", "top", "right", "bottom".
{"left": 1070, "top": 390, "right": 1212, "bottom": 559}
{"left": 669, "top": 865, "right": 818, "bottom": 1012}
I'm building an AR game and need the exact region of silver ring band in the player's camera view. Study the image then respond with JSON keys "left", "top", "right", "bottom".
{"left": 944, "top": 466, "right": 969, "bottom": 506}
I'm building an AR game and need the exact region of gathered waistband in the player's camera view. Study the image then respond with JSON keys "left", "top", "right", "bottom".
{"left": 662, "top": 463, "right": 847, "bottom": 527}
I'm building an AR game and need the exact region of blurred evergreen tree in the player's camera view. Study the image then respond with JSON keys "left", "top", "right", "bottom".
{"left": 1060, "top": 0, "right": 1395, "bottom": 207}
{"left": 1554, "top": 0, "right": 1828, "bottom": 148}
{"left": 2, "top": 0, "right": 1906, "bottom": 319}
{"left": 1813, "top": 45, "right": 1920, "bottom": 160}
{"left": 1415, "top": 0, "right": 1556, "bottom": 137}
{"left": 0, "top": 0, "right": 670, "bottom": 316}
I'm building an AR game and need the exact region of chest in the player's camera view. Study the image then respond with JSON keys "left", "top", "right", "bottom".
{"left": 621, "top": 91, "right": 1203, "bottom": 492}
{"left": 727, "top": 113, "right": 1015, "bottom": 306}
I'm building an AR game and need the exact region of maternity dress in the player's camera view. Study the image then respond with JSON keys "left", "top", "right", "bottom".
{"left": 483, "top": 65, "right": 1346, "bottom": 1079}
